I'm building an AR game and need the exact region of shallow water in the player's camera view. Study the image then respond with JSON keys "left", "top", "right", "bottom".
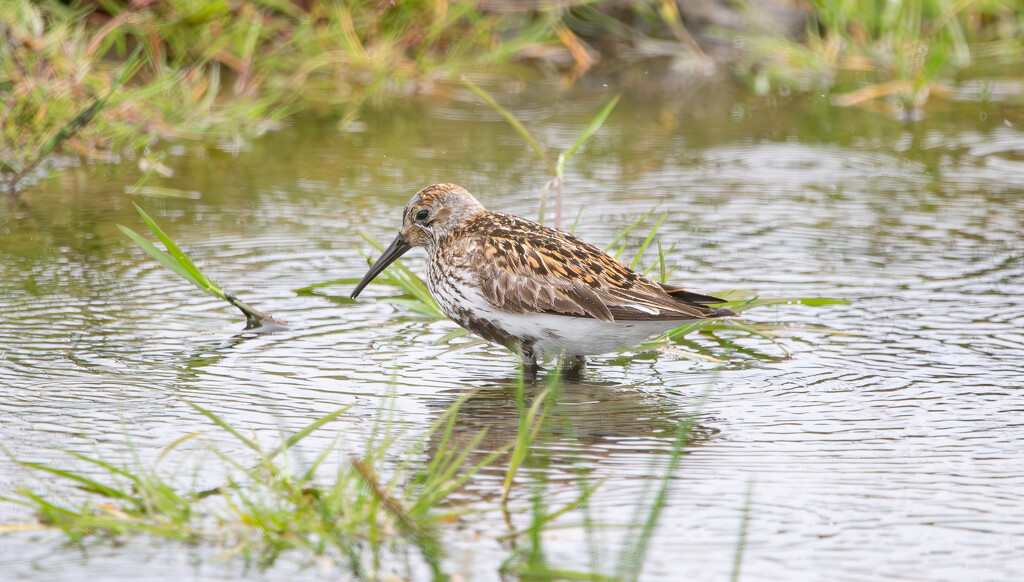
{"left": 2, "top": 77, "right": 1024, "bottom": 581}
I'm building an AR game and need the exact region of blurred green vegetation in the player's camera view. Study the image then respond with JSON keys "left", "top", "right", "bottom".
{"left": 735, "top": 0, "right": 1024, "bottom": 115}
{"left": 2, "top": 0, "right": 1022, "bottom": 191}
{"left": 0, "top": 0, "right": 558, "bottom": 189}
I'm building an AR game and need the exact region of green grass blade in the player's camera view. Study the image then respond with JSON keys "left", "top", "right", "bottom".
{"left": 434, "top": 327, "right": 470, "bottom": 344}
{"left": 464, "top": 79, "right": 555, "bottom": 174}
{"left": 18, "top": 462, "right": 132, "bottom": 501}
{"left": 63, "top": 451, "right": 136, "bottom": 480}
{"left": 569, "top": 207, "right": 584, "bottom": 234}
{"left": 629, "top": 211, "right": 667, "bottom": 270}
{"left": 357, "top": 233, "right": 444, "bottom": 318}
{"left": 563, "top": 95, "right": 620, "bottom": 162}
{"left": 118, "top": 225, "right": 213, "bottom": 294}
{"left": 131, "top": 204, "right": 222, "bottom": 296}
{"left": 604, "top": 208, "right": 654, "bottom": 252}
{"left": 122, "top": 208, "right": 283, "bottom": 329}
{"left": 268, "top": 405, "right": 353, "bottom": 460}
{"left": 659, "top": 241, "right": 667, "bottom": 282}
{"left": 725, "top": 296, "right": 849, "bottom": 313}
{"left": 499, "top": 479, "right": 603, "bottom": 542}
{"left": 380, "top": 298, "right": 445, "bottom": 319}
{"left": 502, "top": 384, "right": 553, "bottom": 506}
{"left": 731, "top": 479, "right": 755, "bottom": 582}
{"left": 184, "top": 401, "right": 263, "bottom": 456}
{"left": 616, "top": 413, "right": 695, "bottom": 581}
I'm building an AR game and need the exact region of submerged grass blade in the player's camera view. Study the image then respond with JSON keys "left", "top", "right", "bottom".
{"left": 615, "top": 410, "right": 697, "bottom": 581}
{"left": 731, "top": 479, "right": 755, "bottom": 582}
{"left": 501, "top": 374, "right": 555, "bottom": 508}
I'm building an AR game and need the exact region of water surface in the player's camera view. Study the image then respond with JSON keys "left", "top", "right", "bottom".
{"left": 2, "top": 77, "right": 1023, "bottom": 581}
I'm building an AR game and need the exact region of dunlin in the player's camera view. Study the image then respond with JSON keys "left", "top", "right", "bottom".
{"left": 351, "top": 184, "right": 735, "bottom": 373}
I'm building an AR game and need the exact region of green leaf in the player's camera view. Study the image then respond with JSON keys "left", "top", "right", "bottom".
{"left": 659, "top": 241, "right": 667, "bottom": 282}
{"left": 604, "top": 208, "right": 655, "bottom": 252}
{"left": 381, "top": 297, "right": 446, "bottom": 319}
{"left": 725, "top": 296, "right": 849, "bottom": 312}
{"left": 356, "top": 232, "right": 445, "bottom": 318}
{"left": 18, "top": 462, "right": 132, "bottom": 501}
{"left": 434, "top": 327, "right": 470, "bottom": 344}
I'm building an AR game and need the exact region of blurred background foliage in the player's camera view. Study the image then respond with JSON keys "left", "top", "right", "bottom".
{"left": 2, "top": 0, "right": 1023, "bottom": 191}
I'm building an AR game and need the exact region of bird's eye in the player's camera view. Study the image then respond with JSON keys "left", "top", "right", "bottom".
{"left": 415, "top": 209, "right": 430, "bottom": 221}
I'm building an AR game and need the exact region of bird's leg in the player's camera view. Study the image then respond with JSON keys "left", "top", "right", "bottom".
{"left": 563, "top": 355, "right": 587, "bottom": 380}
{"left": 520, "top": 342, "right": 540, "bottom": 381}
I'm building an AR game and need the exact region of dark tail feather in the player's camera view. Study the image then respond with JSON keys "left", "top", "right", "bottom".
{"left": 659, "top": 283, "right": 728, "bottom": 305}
{"left": 659, "top": 284, "right": 737, "bottom": 318}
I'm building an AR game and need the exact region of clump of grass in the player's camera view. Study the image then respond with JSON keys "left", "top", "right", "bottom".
{"left": 118, "top": 203, "right": 287, "bottom": 330}
{"left": 0, "top": 2, "right": 285, "bottom": 190}
{"left": 1, "top": 353, "right": 752, "bottom": 581}
{"left": 1, "top": 396, "right": 509, "bottom": 577}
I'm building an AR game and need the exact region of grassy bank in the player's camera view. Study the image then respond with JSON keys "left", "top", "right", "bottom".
{"left": 0, "top": 0, "right": 557, "bottom": 191}
{"left": 3, "top": 1, "right": 1023, "bottom": 192}
{"left": 736, "top": 0, "right": 1024, "bottom": 116}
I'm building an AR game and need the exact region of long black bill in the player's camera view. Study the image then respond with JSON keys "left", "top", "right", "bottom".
{"left": 350, "top": 233, "right": 412, "bottom": 299}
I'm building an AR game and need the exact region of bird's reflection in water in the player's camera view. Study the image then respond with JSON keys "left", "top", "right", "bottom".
{"left": 418, "top": 370, "right": 719, "bottom": 509}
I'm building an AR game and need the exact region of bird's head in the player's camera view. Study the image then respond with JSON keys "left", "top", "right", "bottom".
{"left": 351, "top": 184, "right": 486, "bottom": 298}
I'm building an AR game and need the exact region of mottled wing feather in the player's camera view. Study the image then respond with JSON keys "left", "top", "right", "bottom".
{"left": 477, "top": 251, "right": 614, "bottom": 322}
{"left": 461, "top": 213, "right": 731, "bottom": 322}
